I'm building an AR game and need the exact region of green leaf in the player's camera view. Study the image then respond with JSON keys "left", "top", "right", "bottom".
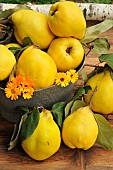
{"left": 72, "top": 87, "right": 85, "bottom": 100}
{"left": 52, "top": 102, "right": 66, "bottom": 128}
{"left": 22, "top": 37, "right": 33, "bottom": 46}
{"left": 92, "top": 38, "right": 110, "bottom": 54}
{"left": 20, "top": 107, "right": 40, "bottom": 142}
{"left": 94, "top": 114, "right": 113, "bottom": 150}
{"left": 72, "top": 85, "right": 92, "bottom": 100}
{"left": 99, "top": 53, "right": 113, "bottom": 69}
{"left": 0, "top": 9, "right": 14, "bottom": 20}
{"left": 0, "top": 4, "right": 31, "bottom": 20}
{"left": 70, "top": 100, "right": 86, "bottom": 114}
{"left": 81, "top": 20, "right": 113, "bottom": 44}
{"left": 84, "top": 85, "right": 92, "bottom": 94}
{"left": 80, "top": 68, "right": 88, "bottom": 82}
{"left": 65, "top": 100, "right": 74, "bottom": 118}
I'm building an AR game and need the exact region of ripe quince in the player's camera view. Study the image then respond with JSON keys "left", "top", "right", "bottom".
{"left": 48, "top": 1, "right": 86, "bottom": 39}
{"left": 22, "top": 109, "right": 61, "bottom": 161}
{"left": 11, "top": 10, "right": 55, "bottom": 49}
{"left": 16, "top": 45, "right": 57, "bottom": 90}
{"left": 0, "top": 44, "right": 16, "bottom": 81}
{"left": 62, "top": 106, "right": 98, "bottom": 150}
{"left": 47, "top": 37, "right": 84, "bottom": 72}
{"left": 84, "top": 70, "right": 113, "bottom": 114}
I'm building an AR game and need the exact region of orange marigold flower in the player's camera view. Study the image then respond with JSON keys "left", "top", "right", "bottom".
{"left": 66, "top": 69, "right": 78, "bottom": 83}
{"left": 5, "top": 75, "right": 34, "bottom": 100}
{"left": 55, "top": 72, "right": 70, "bottom": 87}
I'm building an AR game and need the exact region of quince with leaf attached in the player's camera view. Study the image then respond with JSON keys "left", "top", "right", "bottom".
{"left": 62, "top": 106, "right": 98, "bottom": 150}
{"left": 84, "top": 69, "right": 113, "bottom": 114}
{"left": 11, "top": 9, "right": 55, "bottom": 49}
{"left": 21, "top": 109, "right": 61, "bottom": 161}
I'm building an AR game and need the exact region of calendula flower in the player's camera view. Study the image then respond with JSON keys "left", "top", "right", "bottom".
{"left": 66, "top": 69, "right": 78, "bottom": 83}
{"left": 5, "top": 75, "right": 34, "bottom": 100}
{"left": 5, "top": 82, "right": 21, "bottom": 100}
{"left": 55, "top": 72, "right": 70, "bottom": 87}
{"left": 22, "top": 87, "right": 34, "bottom": 99}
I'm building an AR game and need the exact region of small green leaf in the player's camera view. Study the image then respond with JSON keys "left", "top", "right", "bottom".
{"left": 99, "top": 53, "right": 113, "bottom": 69}
{"left": 81, "top": 20, "right": 113, "bottom": 44}
{"left": 65, "top": 100, "right": 74, "bottom": 118}
{"left": 70, "top": 100, "right": 86, "bottom": 114}
{"left": 72, "top": 86, "right": 92, "bottom": 100}
{"left": 80, "top": 68, "right": 88, "bottom": 82}
{"left": 22, "top": 37, "right": 33, "bottom": 46}
{"left": 0, "top": 9, "right": 14, "bottom": 20}
{"left": 52, "top": 102, "right": 66, "bottom": 128}
{"left": 94, "top": 114, "right": 113, "bottom": 150}
{"left": 92, "top": 38, "right": 110, "bottom": 54}
{"left": 84, "top": 85, "right": 92, "bottom": 94}
{"left": 20, "top": 107, "right": 40, "bottom": 142}
{"left": 72, "top": 87, "right": 85, "bottom": 100}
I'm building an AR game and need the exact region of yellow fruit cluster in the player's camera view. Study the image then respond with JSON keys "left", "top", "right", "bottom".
{"left": 21, "top": 106, "right": 98, "bottom": 161}
{"left": 0, "top": 1, "right": 86, "bottom": 91}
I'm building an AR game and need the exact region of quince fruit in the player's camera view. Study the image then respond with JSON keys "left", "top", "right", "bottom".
{"left": 84, "top": 70, "right": 113, "bottom": 114}
{"left": 47, "top": 37, "right": 84, "bottom": 72}
{"left": 11, "top": 9, "right": 55, "bottom": 49}
{"left": 22, "top": 109, "right": 61, "bottom": 161}
{"left": 16, "top": 45, "right": 57, "bottom": 90}
{"left": 62, "top": 106, "right": 98, "bottom": 150}
{"left": 48, "top": 1, "right": 86, "bottom": 39}
{"left": 0, "top": 44, "right": 16, "bottom": 81}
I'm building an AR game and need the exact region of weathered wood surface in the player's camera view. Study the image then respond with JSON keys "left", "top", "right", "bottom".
{"left": 1, "top": 21, "right": 113, "bottom": 170}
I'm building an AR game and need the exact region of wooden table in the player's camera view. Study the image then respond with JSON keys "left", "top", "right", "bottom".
{"left": 1, "top": 21, "right": 113, "bottom": 170}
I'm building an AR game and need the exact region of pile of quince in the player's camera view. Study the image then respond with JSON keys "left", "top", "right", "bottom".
{"left": 0, "top": 0, "right": 85, "bottom": 90}
{"left": 1, "top": 0, "right": 113, "bottom": 162}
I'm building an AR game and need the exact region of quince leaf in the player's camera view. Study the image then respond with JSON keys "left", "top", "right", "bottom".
{"left": 81, "top": 20, "right": 113, "bottom": 44}
{"left": 94, "top": 114, "right": 113, "bottom": 150}
{"left": 0, "top": 4, "right": 31, "bottom": 20}
{"left": 20, "top": 107, "right": 40, "bottom": 143}
{"left": 22, "top": 37, "right": 33, "bottom": 46}
{"left": 80, "top": 68, "right": 88, "bottom": 82}
{"left": 92, "top": 38, "right": 110, "bottom": 54}
{"left": 52, "top": 102, "right": 66, "bottom": 128}
{"left": 65, "top": 100, "right": 74, "bottom": 118}
{"left": 99, "top": 53, "right": 113, "bottom": 69}
{"left": 70, "top": 100, "right": 86, "bottom": 114}
{"left": 72, "top": 85, "right": 92, "bottom": 100}
{"left": 8, "top": 107, "right": 30, "bottom": 150}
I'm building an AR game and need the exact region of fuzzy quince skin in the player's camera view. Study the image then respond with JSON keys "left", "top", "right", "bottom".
{"left": 48, "top": 1, "right": 86, "bottom": 39}
{"left": 11, "top": 10, "right": 55, "bottom": 49}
